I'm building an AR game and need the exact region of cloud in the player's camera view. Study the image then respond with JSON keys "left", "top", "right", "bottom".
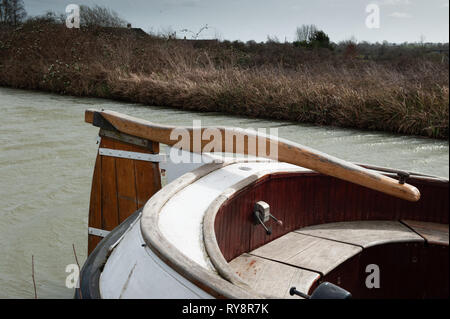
{"left": 180, "top": 0, "right": 202, "bottom": 7}
{"left": 389, "top": 12, "right": 413, "bottom": 18}
{"left": 163, "top": 0, "right": 202, "bottom": 8}
{"left": 379, "top": 0, "right": 412, "bottom": 5}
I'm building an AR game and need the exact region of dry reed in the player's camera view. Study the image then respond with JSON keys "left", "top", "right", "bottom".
{"left": 0, "top": 22, "right": 448, "bottom": 138}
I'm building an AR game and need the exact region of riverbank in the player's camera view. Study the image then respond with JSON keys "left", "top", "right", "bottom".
{"left": 0, "top": 21, "right": 448, "bottom": 139}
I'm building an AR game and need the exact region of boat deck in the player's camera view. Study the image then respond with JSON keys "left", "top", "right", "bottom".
{"left": 229, "top": 220, "right": 448, "bottom": 298}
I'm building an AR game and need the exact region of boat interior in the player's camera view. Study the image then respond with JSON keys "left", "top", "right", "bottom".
{"left": 212, "top": 172, "right": 448, "bottom": 298}
{"left": 82, "top": 109, "right": 449, "bottom": 299}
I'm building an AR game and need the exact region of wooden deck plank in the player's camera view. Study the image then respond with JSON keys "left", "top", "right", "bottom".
{"left": 251, "top": 232, "right": 319, "bottom": 261}
{"left": 229, "top": 253, "right": 320, "bottom": 298}
{"left": 250, "top": 232, "right": 361, "bottom": 276}
{"left": 285, "top": 238, "right": 361, "bottom": 276}
{"left": 402, "top": 220, "right": 449, "bottom": 246}
{"left": 295, "top": 221, "right": 424, "bottom": 248}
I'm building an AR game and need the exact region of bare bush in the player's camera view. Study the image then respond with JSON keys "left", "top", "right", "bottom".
{"left": 80, "top": 5, "right": 127, "bottom": 28}
{"left": 0, "top": 22, "right": 448, "bottom": 138}
{"left": 24, "top": 10, "right": 65, "bottom": 25}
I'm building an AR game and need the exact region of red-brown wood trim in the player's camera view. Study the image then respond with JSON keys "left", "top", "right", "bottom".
{"left": 312, "top": 242, "right": 448, "bottom": 299}
{"left": 214, "top": 173, "right": 449, "bottom": 262}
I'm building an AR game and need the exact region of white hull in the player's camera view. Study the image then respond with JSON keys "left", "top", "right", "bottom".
{"left": 100, "top": 213, "right": 213, "bottom": 299}
{"left": 99, "top": 160, "right": 306, "bottom": 298}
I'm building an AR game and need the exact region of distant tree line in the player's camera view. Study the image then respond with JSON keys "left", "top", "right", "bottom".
{"left": 3, "top": 3, "right": 128, "bottom": 28}
{"left": 1, "top": 2, "right": 447, "bottom": 62}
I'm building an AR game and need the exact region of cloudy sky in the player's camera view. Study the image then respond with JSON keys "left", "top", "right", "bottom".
{"left": 23, "top": 0, "right": 449, "bottom": 43}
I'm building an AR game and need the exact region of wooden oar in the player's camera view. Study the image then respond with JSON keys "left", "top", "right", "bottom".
{"left": 85, "top": 109, "right": 420, "bottom": 202}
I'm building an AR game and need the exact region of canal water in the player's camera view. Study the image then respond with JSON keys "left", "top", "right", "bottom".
{"left": 0, "top": 86, "right": 448, "bottom": 298}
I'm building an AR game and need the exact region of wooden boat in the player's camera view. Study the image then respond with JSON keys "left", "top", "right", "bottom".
{"left": 77, "top": 109, "right": 448, "bottom": 299}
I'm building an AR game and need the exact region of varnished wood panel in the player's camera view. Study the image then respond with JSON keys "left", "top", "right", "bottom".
{"left": 87, "top": 154, "right": 102, "bottom": 254}
{"left": 315, "top": 242, "right": 448, "bottom": 299}
{"left": 135, "top": 161, "right": 161, "bottom": 207}
{"left": 116, "top": 156, "right": 138, "bottom": 224}
{"left": 100, "top": 138, "right": 119, "bottom": 231}
{"left": 87, "top": 134, "right": 161, "bottom": 255}
{"left": 423, "top": 244, "right": 449, "bottom": 298}
{"left": 215, "top": 187, "right": 255, "bottom": 261}
{"left": 215, "top": 173, "right": 448, "bottom": 262}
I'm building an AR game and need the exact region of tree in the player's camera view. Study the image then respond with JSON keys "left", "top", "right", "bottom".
{"left": 24, "top": 10, "right": 65, "bottom": 25}
{"left": 9, "top": 0, "right": 25, "bottom": 25}
{"left": 266, "top": 34, "right": 280, "bottom": 43}
{"left": 295, "top": 24, "right": 318, "bottom": 42}
{"left": 0, "top": 0, "right": 27, "bottom": 26}
{"left": 294, "top": 25, "right": 333, "bottom": 50}
{"left": 309, "top": 30, "right": 333, "bottom": 49}
{"left": 0, "top": 0, "right": 11, "bottom": 24}
{"left": 80, "top": 5, "right": 127, "bottom": 28}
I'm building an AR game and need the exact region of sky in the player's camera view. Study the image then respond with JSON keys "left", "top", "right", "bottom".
{"left": 23, "top": 0, "right": 449, "bottom": 43}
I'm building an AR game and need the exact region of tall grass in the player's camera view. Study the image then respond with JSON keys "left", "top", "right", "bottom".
{"left": 0, "top": 22, "right": 448, "bottom": 138}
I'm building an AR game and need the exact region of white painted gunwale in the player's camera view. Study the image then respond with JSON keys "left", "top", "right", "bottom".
{"left": 140, "top": 158, "right": 310, "bottom": 298}
{"left": 100, "top": 160, "right": 252, "bottom": 298}
{"left": 99, "top": 216, "right": 215, "bottom": 299}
